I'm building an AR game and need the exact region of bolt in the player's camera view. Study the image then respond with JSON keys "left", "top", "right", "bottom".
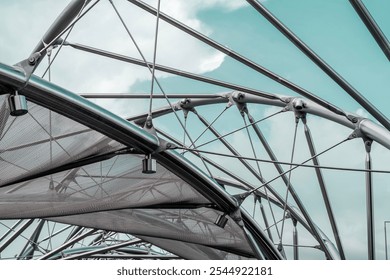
{"left": 28, "top": 56, "right": 36, "bottom": 66}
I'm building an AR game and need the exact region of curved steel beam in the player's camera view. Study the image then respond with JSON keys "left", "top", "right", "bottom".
{"left": 126, "top": 0, "right": 347, "bottom": 118}
{"left": 246, "top": 0, "right": 390, "bottom": 131}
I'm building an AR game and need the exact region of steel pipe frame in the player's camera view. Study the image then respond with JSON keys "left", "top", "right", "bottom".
{"left": 303, "top": 121, "right": 345, "bottom": 259}
{"left": 30, "top": 0, "right": 91, "bottom": 67}
{"left": 0, "top": 219, "right": 34, "bottom": 253}
{"left": 246, "top": 0, "right": 390, "bottom": 131}
{"left": 62, "top": 238, "right": 143, "bottom": 260}
{"left": 155, "top": 126, "right": 341, "bottom": 260}
{"left": 0, "top": 64, "right": 280, "bottom": 260}
{"left": 126, "top": 0, "right": 346, "bottom": 118}
{"left": 66, "top": 42, "right": 279, "bottom": 100}
{"left": 4, "top": 0, "right": 388, "bottom": 260}
{"left": 194, "top": 113, "right": 333, "bottom": 259}
{"left": 39, "top": 228, "right": 98, "bottom": 260}
{"left": 365, "top": 141, "right": 375, "bottom": 260}
{"left": 349, "top": 0, "right": 390, "bottom": 61}
{"left": 17, "top": 219, "right": 46, "bottom": 259}
{"left": 132, "top": 91, "right": 390, "bottom": 151}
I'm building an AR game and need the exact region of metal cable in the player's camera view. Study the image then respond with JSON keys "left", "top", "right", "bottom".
{"left": 41, "top": 0, "right": 88, "bottom": 79}
{"left": 243, "top": 114, "right": 281, "bottom": 239}
{"left": 188, "top": 107, "right": 228, "bottom": 149}
{"left": 149, "top": 0, "right": 161, "bottom": 115}
{"left": 278, "top": 121, "right": 299, "bottom": 247}
{"left": 193, "top": 109, "right": 284, "bottom": 150}
{"left": 109, "top": 0, "right": 213, "bottom": 177}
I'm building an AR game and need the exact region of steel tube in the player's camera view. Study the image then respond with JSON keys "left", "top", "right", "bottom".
{"left": 67, "top": 42, "right": 277, "bottom": 100}
{"left": 126, "top": 0, "right": 345, "bottom": 117}
{"left": 304, "top": 122, "right": 345, "bottom": 259}
{"left": 365, "top": 145, "right": 375, "bottom": 260}
{"left": 349, "top": 0, "right": 390, "bottom": 61}
{"left": 39, "top": 228, "right": 97, "bottom": 260}
{"left": 246, "top": 0, "right": 390, "bottom": 131}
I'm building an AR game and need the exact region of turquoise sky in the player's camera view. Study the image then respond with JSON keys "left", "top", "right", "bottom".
{"left": 133, "top": 0, "right": 390, "bottom": 121}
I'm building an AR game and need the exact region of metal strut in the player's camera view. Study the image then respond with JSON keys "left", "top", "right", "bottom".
{"left": 349, "top": 0, "right": 390, "bottom": 61}
{"left": 245, "top": 0, "right": 390, "bottom": 131}
{"left": 303, "top": 117, "right": 345, "bottom": 259}
{"left": 365, "top": 139, "right": 375, "bottom": 260}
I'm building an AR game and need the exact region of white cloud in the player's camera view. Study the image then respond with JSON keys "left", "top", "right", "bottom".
{"left": 0, "top": 0, "right": 247, "bottom": 98}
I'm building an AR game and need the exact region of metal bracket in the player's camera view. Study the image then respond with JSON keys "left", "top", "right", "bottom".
{"left": 347, "top": 117, "right": 373, "bottom": 143}
{"left": 179, "top": 98, "right": 194, "bottom": 119}
{"left": 143, "top": 115, "right": 157, "bottom": 135}
{"left": 13, "top": 52, "right": 42, "bottom": 84}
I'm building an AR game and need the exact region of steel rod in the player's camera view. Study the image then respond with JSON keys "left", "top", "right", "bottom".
{"left": 63, "top": 238, "right": 142, "bottom": 260}
{"left": 303, "top": 121, "right": 345, "bottom": 259}
{"left": 259, "top": 198, "right": 273, "bottom": 242}
{"left": 18, "top": 219, "right": 45, "bottom": 259}
{"left": 194, "top": 112, "right": 333, "bottom": 259}
{"left": 81, "top": 93, "right": 224, "bottom": 99}
{"left": 0, "top": 219, "right": 34, "bottom": 253}
{"left": 293, "top": 218, "right": 298, "bottom": 260}
{"left": 39, "top": 228, "right": 97, "bottom": 260}
{"left": 349, "top": 0, "right": 390, "bottom": 61}
{"left": 126, "top": 0, "right": 346, "bottom": 117}
{"left": 365, "top": 141, "right": 375, "bottom": 260}
{"left": 0, "top": 220, "right": 24, "bottom": 243}
{"left": 246, "top": 0, "right": 390, "bottom": 131}
{"left": 67, "top": 42, "right": 278, "bottom": 100}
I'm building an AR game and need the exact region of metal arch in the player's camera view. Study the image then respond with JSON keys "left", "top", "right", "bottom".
{"left": 128, "top": 91, "right": 390, "bottom": 150}
{"left": 155, "top": 125, "right": 342, "bottom": 260}
{"left": 0, "top": 63, "right": 281, "bottom": 259}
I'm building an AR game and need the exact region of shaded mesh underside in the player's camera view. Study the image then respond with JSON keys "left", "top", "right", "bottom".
{"left": 0, "top": 95, "right": 256, "bottom": 259}
{"left": 50, "top": 208, "right": 254, "bottom": 258}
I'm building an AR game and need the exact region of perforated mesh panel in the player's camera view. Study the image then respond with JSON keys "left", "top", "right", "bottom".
{"left": 0, "top": 96, "right": 124, "bottom": 187}
{"left": 50, "top": 208, "right": 255, "bottom": 257}
{"left": 0, "top": 94, "right": 259, "bottom": 259}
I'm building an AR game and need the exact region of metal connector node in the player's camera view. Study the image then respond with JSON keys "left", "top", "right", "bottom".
{"left": 293, "top": 98, "right": 305, "bottom": 110}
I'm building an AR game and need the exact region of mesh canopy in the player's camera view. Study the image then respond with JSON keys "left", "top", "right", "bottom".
{"left": 0, "top": 95, "right": 124, "bottom": 187}
{"left": 50, "top": 208, "right": 254, "bottom": 257}
{"left": 0, "top": 154, "right": 210, "bottom": 218}
{"left": 135, "top": 235, "right": 252, "bottom": 260}
{"left": 0, "top": 94, "right": 260, "bottom": 259}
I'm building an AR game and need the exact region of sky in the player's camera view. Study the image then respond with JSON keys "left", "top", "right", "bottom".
{"left": 0, "top": 0, "right": 390, "bottom": 260}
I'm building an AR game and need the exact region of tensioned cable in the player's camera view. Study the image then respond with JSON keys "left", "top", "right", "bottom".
{"left": 243, "top": 114, "right": 281, "bottom": 240}
{"left": 278, "top": 121, "right": 299, "bottom": 248}
{"left": 187, "top": 106, "right": 229, "bottom": 150}
{"left": 126, "top": 0, "right": 345, "bottom": 117}
{"left": 109, "top": 0, "right": 213, "bottom": 177}
{"left": 182, "top": 117, "right": 187, "bottom": 153}
{"left": 19, "top": 0, "right": 100, "bottom": 90}
{"left": 148, "top": 0, "right": 161, "bottom": 115}
{"left": 41, "top": 0, "right": 88, "bottom": 79}
{"left": 47, "top": 51, "right": 54, "bottom": 190}
{"left": 182, "top": 137, "right": 350, "bottom": 197}
{"left": 28, "top": 112, "right": 110, "bottom": 196}
{"left": 189, "top": 109, "right": 284, "bottom": 151}
{"left": 36, "top": 1, "right": 100, "bottom": 57}
{"left": 179, "top": 141, "right": 390, "bottom": 173}
{"left": 0, "top": 221, "right": 47, "bottom": 255}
